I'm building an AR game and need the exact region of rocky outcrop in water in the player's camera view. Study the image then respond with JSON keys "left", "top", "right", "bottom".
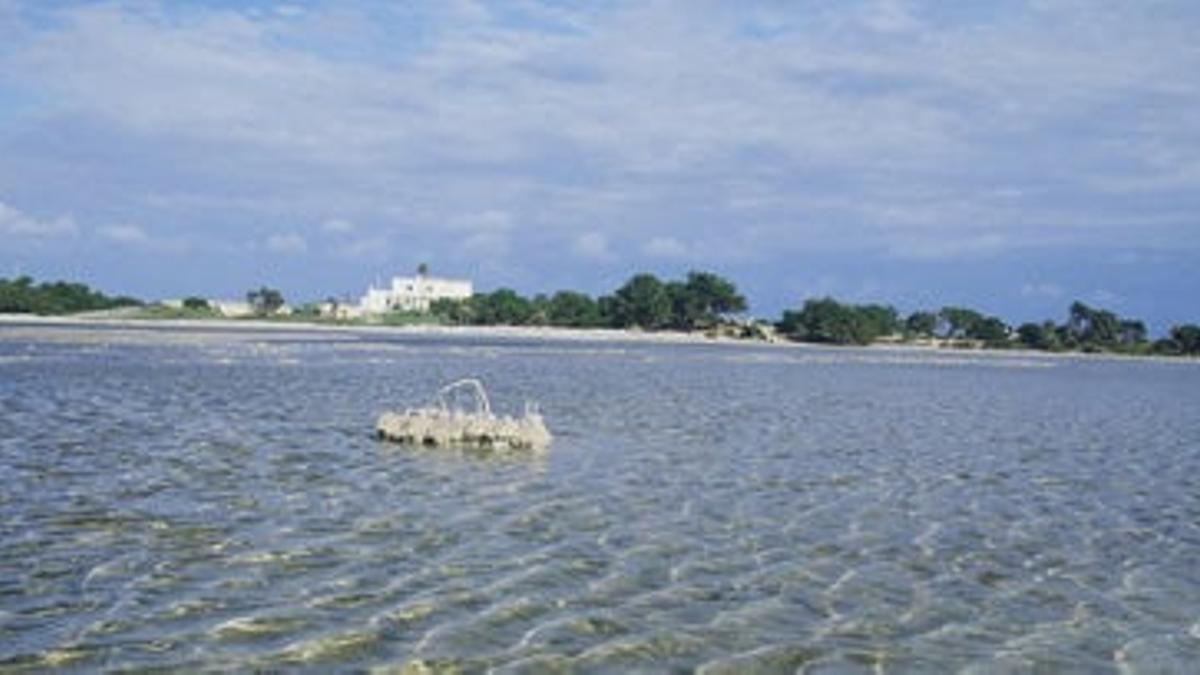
{"left": 375, "top": 379, "right": 551, "bottom": 452}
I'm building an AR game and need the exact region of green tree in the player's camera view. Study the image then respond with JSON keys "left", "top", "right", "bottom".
{"left": 0, "top": 276, "right": 32, "bottom": 313}
{"left": 596, "top": 294, "right": 621, "bottom": 328}
{"left": 612, "top": 273, "right": 672, "bottom": 329}
{"left": 1119, "top": 320, "right": 1147, "bottom": 347}
{"left": 657, "top": 271, "right": 750, "bottom": 331}
{"left": 1068, "top": 301, "right": 1120, "bottom": 347}
{"left": 683, "top": 271, "right": 746, "bottom": 321}
{"left": 938, "top": 306, "right": 985, "bottom": 339}
{"left": 1064, "top": 301, "right": 1148, "bottom": 351}
{"left": 527, "top": 293, "right": 551, "bottom": 326}
{"left": 665, "top": 281, "right": 703, "bottom": 330}
{"left": 247, "top": 287, "right": 285, "bottom": 316}
{"left": 905, "top": 311, "right": 937, "bottom": 338}
{"left": 1016, "top": 321, "right": 1061, "bottom": 350}
{"left": 471, "top": 289, "right": 533, "bottom": 325}
{"left": 430, "top": 297, "right": 473, "bottom": 325}
{"left": 780, "top": 299, "right": 901, "bottom": 345}
{"left": 0, "top": 276, "right": 140, "bottom": 315}
{"left": 971, "top": 316, "right": 1011, "bottom": 346}
{"left": 857, "top": 304, "right": 899, "bottom": 340}
{"left": 1169, "top": 324, "right": 1200, "bottom": 355}
{"left": 546, "top": 291, "right": 602, "bottom": 327}
{"left": 182, "top": 296, "right": 210, "bottom": 310}
{"left": 780, "top": 297, "right": 872, "bottom": 345}
{"left": 291, "top": 302, "right": 321, "bottom": 318}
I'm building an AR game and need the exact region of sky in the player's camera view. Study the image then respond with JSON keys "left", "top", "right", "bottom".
{"left": 1, "top": 0, "right": 1198, "bottom": 331}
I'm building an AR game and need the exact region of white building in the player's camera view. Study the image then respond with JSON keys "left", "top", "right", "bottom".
{"left": 209, "top": 300, "right": 255, "bottom": 318}
{"left": 319, "top": 300, "right": 363, "bottom": 320}
{"left": 359, "top": 273, "right": 473, "bottom": 314}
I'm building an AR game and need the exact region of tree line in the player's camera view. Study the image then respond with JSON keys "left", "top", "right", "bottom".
{"left": 3, "top": 273, "right": 1197, "bottom": 357}
{"left": 425, "top": 272, "right": 1198, "bottom": 357}
{"left": 430, "top": 271, "right": 747, "bottom": 331}
{"left": 776, "top": 296, "right": 1200, "bottom": 356}
{"left": 0, "top": 276, "right": 140, "bottom": 315}
{"left": 780, "top": 299, "right": 1014, "bottom": 347}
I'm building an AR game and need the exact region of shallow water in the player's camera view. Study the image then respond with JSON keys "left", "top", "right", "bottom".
{"left": 1, "top": 326, "right": 1198, "bottom": 672}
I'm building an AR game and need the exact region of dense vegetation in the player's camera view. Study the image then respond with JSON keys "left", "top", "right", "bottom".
{"left": 0, "top": 276, "right": 140, "bottom": 315}
{"left": 182, "top": 296, "right": 210, "bottom": 311}
{"left": 775, "top": 296, "right": 1199, "bottom": 356}
{"left": 430, "top": 271, "right": 747, "bottom": 331}
{"left": 779, "top": 299, "right": 901, "bottom": 346}
{"left": 3, "top": 273, "right": 1196, "bottom": 358}
{"left": 246, "top": 287, "right": 285, "bottom": 317}
{"left": 778, "top": 298, "right": 1015, "bottom": 347}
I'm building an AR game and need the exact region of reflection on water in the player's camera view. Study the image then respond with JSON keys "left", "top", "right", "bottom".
{"left": 1, "top": 327, "right": 1199, "bottom": 672}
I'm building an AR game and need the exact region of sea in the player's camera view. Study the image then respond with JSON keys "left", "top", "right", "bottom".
{"left": 1, "top": 323, "right": 1198, "bottom": 672}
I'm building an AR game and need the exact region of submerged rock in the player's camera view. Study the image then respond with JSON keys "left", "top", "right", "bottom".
{"left": 375, "top": 379, "right": 551, "bottom": 452}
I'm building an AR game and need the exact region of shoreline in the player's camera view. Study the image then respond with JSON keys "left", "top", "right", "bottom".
{"left": 0, "top": 313, "right": 739, "bottom": 345}
{"left": 0, "top": 313, "right": 1195, "bottom": 365}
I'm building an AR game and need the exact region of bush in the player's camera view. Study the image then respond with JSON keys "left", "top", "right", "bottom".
{"left": 0, "top": 276, "right": 141, "bottom": 315}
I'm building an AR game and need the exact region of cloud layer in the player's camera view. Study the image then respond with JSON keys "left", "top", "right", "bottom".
{"left": 0, "top": 200, "right": 76, "bottom": 237}
{"left": 1, "top": 0, "right": 1198, "bottom": 326}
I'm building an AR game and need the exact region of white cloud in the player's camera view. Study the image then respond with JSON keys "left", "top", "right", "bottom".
{"left": 1, "top": 0, "right": 1199, "bottom": 289}
{"left": 1110, "top": 251, "right": 1169, "bottom": 266}
{"left": 448, "top": 210, "right": 514, "bottom": 233}
{"left": 461, "top": 231, "right": 510, "bottom": 257}
{"left": 98, "top": 222, "right": 189, "bottom": 253}
{"left": 641, "top": 236, "right": 690, "bottom": 260}
{"left": 0, "top": 200, "right": 77, "bottom": 237}
{"left": 320, "top": 218, "right": 354, "bottom": 234}
{"left": 860, "top": 0, "right": 924, "bottom": 34}
{"left": 0, "top": 2, "right": 1101, "bottom": 180}
{"left": 99, "top": 223, "right": 149, "bottom": 244}
{"left": 273, "top": 5, "right": 305, "bottom": 19}
{"left": 572, "top": 231, "right": 614, "bottom": 261}
{"left": 885, "top": 233, "right": 1009, "bottom": 261}
{"left": 1021, "top": 282, "right": 1064, "bottom": 299}
{"left": 265, "top": 232, "right": 307, "bottom": 254}
{"left": 334, "top": 235, "right": 392, "bottom": 262}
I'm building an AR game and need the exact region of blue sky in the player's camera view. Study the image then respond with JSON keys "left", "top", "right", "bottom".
{"left": 1, "top": 0, "right": 1198, "bottom": 331}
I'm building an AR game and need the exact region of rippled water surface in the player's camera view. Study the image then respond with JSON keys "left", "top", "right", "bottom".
{"left": 2, "top": 324, "right": 1199, "bottom": 672}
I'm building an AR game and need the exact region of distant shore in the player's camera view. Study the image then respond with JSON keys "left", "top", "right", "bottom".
{"left": 0, "top": 313, "right": 746, "bottom": 347}
{"left": 2, "top": 313, "right": 1196, "bottom": 366}
{"left": 5, "top": 274, "right": 1197, "bottom": 361}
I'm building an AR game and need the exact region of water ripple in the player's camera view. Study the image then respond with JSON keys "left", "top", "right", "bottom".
{"left": 1, "top": 330, "right": 1199, "bottom": 670}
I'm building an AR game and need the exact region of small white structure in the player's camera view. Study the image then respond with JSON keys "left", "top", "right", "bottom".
{"left": 160, "top": 298, "right": 284, "bottom": 318}
{"left": 359, "top": 271, "right": 472, "bottom": 315}
{"left": 319, "top": 301, "right": 363, "bottom": 320}
{"left": 210, "top": 300, "right": 255, "bottom": 318}
{"left": 376, "top": 379, "right": 551, "bottom": 452}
